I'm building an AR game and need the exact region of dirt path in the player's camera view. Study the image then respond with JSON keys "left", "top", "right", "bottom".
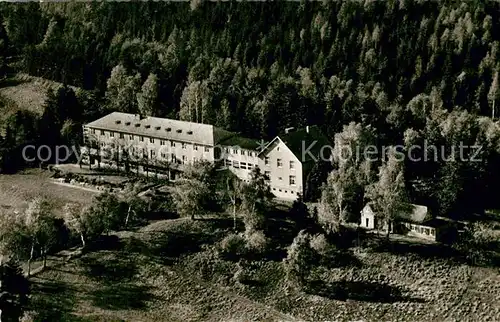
{"left": 50, "top": 180, "right": 102, "bottom": 194}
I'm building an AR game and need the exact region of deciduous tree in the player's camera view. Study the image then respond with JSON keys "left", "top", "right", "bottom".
{"left": 366, "top": 147, "right": 408, "bottom": 237}
{"left": 137, "top": 73, "right": 159, "bottom": 117}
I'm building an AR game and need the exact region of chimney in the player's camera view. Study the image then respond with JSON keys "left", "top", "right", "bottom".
{"left": 285, "top": 127, "right": 295, "bottom": 134}
{"left": 306, "top": 125, "right": 309, "bottom": 133}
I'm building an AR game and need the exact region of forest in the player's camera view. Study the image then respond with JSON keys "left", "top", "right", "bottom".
{"left": 0, "top": 1, "right": 500, "bottom": 219}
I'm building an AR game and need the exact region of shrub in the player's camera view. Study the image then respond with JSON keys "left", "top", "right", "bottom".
{"left": 309, "top": 233, "right": 333, "bottom": 257}
{"left": 246, "top": 230, "right": 268, "bottom": 254}
{"left": 233, "top": 262, "right": 248, "bottom": 284}
{"left": 220, "top": 234, "right": 246, "bottom": 259}
{"left": 283, "top": 230, "right": 313, "bottom": 288}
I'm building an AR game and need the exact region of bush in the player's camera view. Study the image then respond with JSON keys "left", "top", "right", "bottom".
{"left": 219, "top": 234, "right": 246, "bottom": 259}
{"left": 233, "top": 261, "right": 250, "bottom": 284}
{"left": 309, "top": 233, "right": 333, "bottom": 257}
{"left": 283, "top": 230, "right": 314, "bottom": 288}
{"left": 246, "top": 230, "right": 268, "bottom": 254}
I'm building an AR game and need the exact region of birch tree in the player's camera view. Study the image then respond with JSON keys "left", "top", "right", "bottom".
{"left": 226, "top": 175, "right": 244, "bottom": 231}
{"left": 366, "top": 147, "right": 408, "bottom": 237}
{"left": 179, "top": 80, "right": 211, "bottom": 123}
{"left": 173, "top": 161, "right": 215, "bottom": 220}
{"left": 63, "top": 203, "right": 104, "bottom": 249}
{"left": 488, "top": 70, "right": 499, "bottom": 120}
{"left": 317, "top": 168, "right": 354, "bottom": 234}
{"left": 24, "top": 197, "right": 56, "bottom": 276}
{"left": 120, "top": 182, "right": 148, "bottom": 228}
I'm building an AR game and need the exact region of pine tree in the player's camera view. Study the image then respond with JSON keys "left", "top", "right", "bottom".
{"left": 0, "top": 259, "right": 29, "bottom": 322}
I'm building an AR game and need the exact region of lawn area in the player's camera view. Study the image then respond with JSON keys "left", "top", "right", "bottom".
{"left": 25, "top": 215, "right": 500, "bottom": 321}
{"left": 0, "top": 73, "right": 82, "bottom": 127}
{"left": 27, "top": 218, "right": 298, "bottom": 322}
{"left": 0, "top": 169, "right": 98, "bottom": 214}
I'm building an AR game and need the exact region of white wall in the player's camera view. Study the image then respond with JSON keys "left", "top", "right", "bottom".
{"left": 84, "top": 126, "right": 215, "bottom": 166}
{"left": 360, "top": 206, "right": 376, "bottom": 229}
{"left": 258, "top": 138, "right": 302, "bottom": 200}
{"left": 222, "top": 145, "right": 259, "bottom": 181}
{"left": 404, "top": 223, "right": 437, "bottom": 241}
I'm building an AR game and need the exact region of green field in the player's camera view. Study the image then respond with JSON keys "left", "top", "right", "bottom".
{"left": 0, "top": 169, "right": 97, "bottom": 214}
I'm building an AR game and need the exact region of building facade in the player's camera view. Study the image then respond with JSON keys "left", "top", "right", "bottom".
{"left": 82, "top": 112, "right": 331, "bottom": 200}
{"left": 359, "top": 203, "right": 457, "bottom": 242}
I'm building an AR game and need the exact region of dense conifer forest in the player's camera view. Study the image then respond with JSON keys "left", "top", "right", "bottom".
{"left": 1, "top": 1, "right": 500, "bottom": 218}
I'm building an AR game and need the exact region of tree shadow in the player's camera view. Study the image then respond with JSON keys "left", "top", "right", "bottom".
{"left": 78, "top": 254, "right": 138, "bottom": 284}
{"left": 306, "top": 280, "right": 425, "bottom": 303}
{"left": 146, "top": 230, "right": 206, "bottom": 260}
{"left": 29, "top": 279, "right": 85, "bottom": 321}
{"left": 0, "top": 77, "right": 27, "bottom": 88}
{"left": 141, "top": 210, "right": 179, "bottom": 221}
{"left": 368, "top": 236, "right": 463, "bottom": 262}
{"left": 320, "top": 250, "right": 363, "bottom": 269}
{"left": 86, "top": 235, "right": 123, "bottom": 252}
{"left": 265, "top": 207, "right": 301, "bottom": 254}
{"left": 196, "top": 217, "right": 236, "bottom": 232}
{"left": 90, "top": 283, "right": 156, "bottom": 311}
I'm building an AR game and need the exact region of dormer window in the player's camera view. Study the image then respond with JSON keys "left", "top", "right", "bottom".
{"left": 145, "top": 125, "right": 151, "bottom": 129}
{"left": 135, "top": 123, "right": 140, "bottom": 127}
{"left": 125, "top": 122, "right": 131, "bottom": 126}
{"left": 115, "top": 120, "right": 121, "bottom": 124}
{"left": 187, "top": 130, "right": 193, "bottom": 135}
{"left": 176, "top": 129, "right": 182, "bottom": 133}
{"left": 166, "top": 127, "right": 171, "bottom": 132}
{"left": 155, "top": 126, "right": 161, "bottom": 130}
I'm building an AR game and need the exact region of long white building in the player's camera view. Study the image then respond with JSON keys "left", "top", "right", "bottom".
{"left": 82, "top": 112, "right": 331, "bottom": 200}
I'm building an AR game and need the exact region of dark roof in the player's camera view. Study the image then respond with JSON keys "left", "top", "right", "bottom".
{"left": 259, "top": 125, "right": 331, "bottom": 165}
{"left": 419, "top": 217, "right": 454, "bottom": 228}
{"left": 280, "top": 126, "right": 331, "bottom": 164}
{"left": 217, "top": 133, "right": 261, "bottom": 150}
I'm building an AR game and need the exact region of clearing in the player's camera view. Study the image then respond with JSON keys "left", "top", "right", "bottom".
{"left": 0, "top": 73, "right": 81, "bottom": 124}
{"left": 0, "top": 169, "right": 97, "bottom": 214}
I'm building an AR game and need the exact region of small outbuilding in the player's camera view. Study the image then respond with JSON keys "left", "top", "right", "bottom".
{"left": 360, "top": 203, "right": 455, "bottom": 242}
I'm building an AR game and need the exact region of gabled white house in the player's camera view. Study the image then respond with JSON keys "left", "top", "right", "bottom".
{"left": 360, "top": 202, "right": 453, "bottom": 242}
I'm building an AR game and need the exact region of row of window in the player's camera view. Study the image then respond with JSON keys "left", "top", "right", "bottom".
{"left": 224, "top": 159, "right": 255, "bottom": 170}
{"left": 224, "top": 147, "right": 256, "bottom": 157}
{"left": 272, "top": 187, "right": 296, "bottom": 195}
{"left": 409, "top": 224, "right": 435, "bottom": 236}
{"left": 264, "top": 170, "right": 296, "bottom": 185}
{"left": 264, "top": 157, "right": 295, "bottom": 169}
{"left": 99, "top": 144, "right": 201, "bottom": 165}
{"left": 90, "top": 128, "right": 210, "bottom": 152}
